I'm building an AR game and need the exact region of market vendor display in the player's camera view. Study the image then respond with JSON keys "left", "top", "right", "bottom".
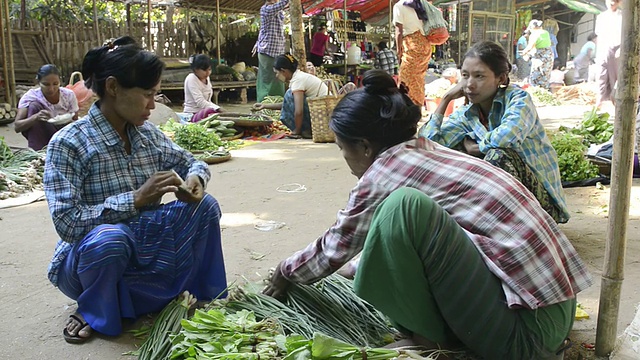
{"left": 420, "top": 41, "right": 569, "bottom": 224}
{"left": 14, "top": 64, "right": 79, "bottom": 150}
{"left": 252, "top": 54, "right": 328, "bottom": 139}
{"left": 183, "top": 54, "right": 223, "bottom": 123}
{"left": 44, "top": 36, "right": 227, "bottom": 344}
{"left": 264, "top": 69, "right": 592, "bottom": 359}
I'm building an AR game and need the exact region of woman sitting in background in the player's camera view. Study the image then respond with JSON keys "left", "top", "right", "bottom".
{"left": 252, "top": 54, "right": 328, "bottom": 139}
{"left": 420, "top": 41, "right": 569, "bottom": 224}
{"left": 264, "top": 69, "right": 591, "bottom": 360}
{"left": 15, "top": 64, "right": 78, "bottom": 150}
{"left": 45, "top": 36, "right": 227, "bottom": 344}
{"left": 183, "top": 54, "right": 222, "bottom": 122}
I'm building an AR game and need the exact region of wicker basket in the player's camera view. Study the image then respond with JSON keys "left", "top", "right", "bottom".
{"left": 308, "top": 80, "right": 343, "bottom": 143}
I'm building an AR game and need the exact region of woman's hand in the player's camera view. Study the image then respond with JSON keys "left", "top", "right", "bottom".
{"left": 263, "top": 262, "right": 291, "bottom": 299}
{"left": 36, "top": 110, "right": 52, "bottom": 122}
{"left": 252, "top": 103, "right": 265, "bottom": 111}
{"left": 463, "top": 137, "right": 483, "bottom": 158}
{"left": 175, "top": 175, "right": 205, "bottom": 203}
{"left": 133, "top": 171, "right": 182, "bottom": 208}
{"left": 443, "top": 81, "right": 466, "bottom": 102}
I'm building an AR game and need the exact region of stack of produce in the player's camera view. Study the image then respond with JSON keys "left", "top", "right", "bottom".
{"left": 199, "top": 115, "right": 238, "bottom": 139}
{"left": 158, "top": 119, "right": 241, "bottom": 158}
{"left": 0, "top": 137, "right": 46, "bottom": 199}
{"left": 0, "top": 103, "right": 17, "bottom": 123}
{"left": 555, "top": 83, "right": 597, "bottom": 105}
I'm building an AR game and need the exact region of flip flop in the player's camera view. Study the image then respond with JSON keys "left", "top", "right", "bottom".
{"left": 63, "top": 314, "right": 92, "bottom": 344}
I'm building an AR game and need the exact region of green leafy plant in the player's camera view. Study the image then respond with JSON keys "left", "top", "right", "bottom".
{"left": 550, "top": 132, "right": 600, "bottom": 182}
{"left": 173, "top": 123, "right": 223, "bottom": 151}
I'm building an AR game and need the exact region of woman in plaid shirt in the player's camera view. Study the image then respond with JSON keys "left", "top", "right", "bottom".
{"left": 44, "top": 37, "right": 227, "bottom": 344}
{"left": 264, "top": 69, "right": 591, "bottom": 359}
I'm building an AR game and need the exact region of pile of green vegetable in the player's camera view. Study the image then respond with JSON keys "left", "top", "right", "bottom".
{"left": 255, "top": 96, "right": 283, "bottom": 120}
{"left": 550, "top": 132, "right": 600, "bottom": 182}
{"left": 527, "top": 86, "right": 561, "bottom": 107}
{"left": 199, "top": 115, "right": 238, "bottom": 138}
{"left": 0, "top": 137, "right": 46, "bottom": 200}
{"left": 159, "top": 118, "right": 241, "bottom": 153}
{"left": 550, "top": 107, "right": 612, "bottom": 182}
{"left": 559, "top": 107, "right": 613, "bottom": 145}
{"left": 132, "top": 275, "right": 417, "bottom": 360}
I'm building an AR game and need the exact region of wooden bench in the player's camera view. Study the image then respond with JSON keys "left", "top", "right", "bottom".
{"left": 211, "top": 80, "right": 256, "bottom": 104}
{"left": 161, "top": 80, "right": 257, "bottom": 105}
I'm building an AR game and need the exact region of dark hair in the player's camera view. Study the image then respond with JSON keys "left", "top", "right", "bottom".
{"left": 587, "top": 32, "right": 597, "bottom": 42}
{"left": 274, "top": 54, "right": 298, "bottom": 72}
{"left": 377, "top": 41, "right": 388, "bottom": 50}
{"left": 81, "top": 36, "right": 165, "bottom": 98}
{"left": 463, "top": 41, "right": 512, "bottom": 86}
{"left": 330, "top": 69, "right": 420, "bottom": 148}
{"left": 36, "top": 64, "right": 60, "bottom": 82}
{"left": 190, "top": 54, "right": 211, "bottom": 71}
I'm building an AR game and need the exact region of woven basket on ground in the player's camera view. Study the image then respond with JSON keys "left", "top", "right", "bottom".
{"left": 308, "top": 80, "right": 343, "bottom": 143}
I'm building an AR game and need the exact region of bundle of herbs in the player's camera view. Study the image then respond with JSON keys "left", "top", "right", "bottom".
{"left": 560, "top": 108, "right": 613, "bottom": 145}
{"left": 225, "top": 275, "right": 397, "bottom": 348}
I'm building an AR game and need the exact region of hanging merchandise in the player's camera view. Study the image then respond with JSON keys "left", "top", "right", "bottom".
{"left": 543, "top": 18, "right": 559, "bottom": 36}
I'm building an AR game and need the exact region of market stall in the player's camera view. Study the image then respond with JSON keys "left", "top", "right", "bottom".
{"left": 439, "top": 0, "right": 516, "bottom": 65}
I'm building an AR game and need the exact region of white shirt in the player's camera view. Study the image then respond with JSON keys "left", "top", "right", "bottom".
{"left": 595, "top": 9, "right": 622, "bottom": 59}
{"left": 289, "top": 70, "right": 328, "bottom": 98}
{"left": 183, "top": 73, "right": 219, "bottom": 113}
{"left": 393, "top": 1, "right": 424, "bottom": 36}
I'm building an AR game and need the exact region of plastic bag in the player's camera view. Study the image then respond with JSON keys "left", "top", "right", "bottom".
{"left": 66, "top": 72, "right": 95, "bottom": 107}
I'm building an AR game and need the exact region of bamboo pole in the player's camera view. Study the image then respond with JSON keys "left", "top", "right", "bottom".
{"left": 0, "top": 0, "right": 10, "bottom": 103}
{"left": 343, "top": 0, "right": 347, "bottom": 76}
{"left": 126, "top": 3, "right": 132, "bottom": 34}
{"left": 290, "top": 0, "right": 306, "bottom": 67}
{"left": 147, "top": 0, "right": 152, "bottom": 51}
{"left": 4, "top": 0, "right": 16, "bottom": 106}
{"left": 595, "top": 1, "right": 640, "bottom": 356}
{"left": 217, "top": 0, "right": 221, "bottom": 62}
{"left": 186, "top": 6, "right": 190, "bottom": 55}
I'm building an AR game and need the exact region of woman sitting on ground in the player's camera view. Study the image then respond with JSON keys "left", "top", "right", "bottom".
{"left": 420, "top": 41, "right": 569, "bottom": 223}
{"left": 15, "top": 64, "right": 79, "bottom": 150}
{"left": 44, "top": 36, "right": 227, "bottom": 344}
{"left": 264, "top": 69, "right": 592, "bottom": 360}
{"left": 183, "top": 54, "right": 223, "bottom": 123}
{"left": 252, "top": 54, "right": 328, "bottom": 139}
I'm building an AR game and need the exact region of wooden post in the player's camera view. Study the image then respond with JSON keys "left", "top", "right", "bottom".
{"left": 126, "top": 3, "right": 132, "bottom": 34}
{"left": 93, "top": 0, "right": 101, "bottom": 43}
{"left": 217, "top": 0, "right": 221, "bottom": 62}
{"left": 185, "top": 6, "right": 190, "bottom": 56}
{"left": 3, "top": 0, "right": 16, "bottom": 106}
{"left": 290, "top": 0, "right": 306, "bottom": 68}
{"left": 0, "top": 0, "right": 10, "bottom": 104}
{"left": 147, "top": 0, "right": 152, "bottom": 51}
{"left": 595, "top": 0, "right": 640, "bottom": 356}
{"left": 388, "top": 0, "right": 393, "bottom": 47}
{"left": 20, "top": 0, "right": 25, "bottom": 29}
{"left": 343, "top": 0, "right": 348, "bottom": 76}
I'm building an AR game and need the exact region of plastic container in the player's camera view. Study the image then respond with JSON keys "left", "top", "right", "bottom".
{"left": 347, "top": 43, "right": 361, "bottom": 65}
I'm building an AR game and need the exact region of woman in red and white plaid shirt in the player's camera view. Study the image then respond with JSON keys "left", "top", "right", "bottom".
{"left": 264, "top": 69, "right": 592, "bottom": 359}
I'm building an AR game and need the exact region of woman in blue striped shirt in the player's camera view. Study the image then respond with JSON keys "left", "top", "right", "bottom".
{"left": 421, "top": 41, "right": 569, "bottom": 223}
{"left": 44, "top": 36, "right": 227, "bottom": 344}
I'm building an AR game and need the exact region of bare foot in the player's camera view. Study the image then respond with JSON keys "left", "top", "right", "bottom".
{"left": 63, "top": 312, "right": 93, "bottom": 344}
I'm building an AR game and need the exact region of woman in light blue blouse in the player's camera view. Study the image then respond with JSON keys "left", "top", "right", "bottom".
{"left": 420, "top": 41, "right": 569, "bottom": 223}
{"left": 44, "top": 36, "right": 227, "bottom": 343}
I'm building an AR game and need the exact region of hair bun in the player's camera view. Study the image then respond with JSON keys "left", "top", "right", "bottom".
{"left": 363, "top": 69, "right": 398, "bottom": 96}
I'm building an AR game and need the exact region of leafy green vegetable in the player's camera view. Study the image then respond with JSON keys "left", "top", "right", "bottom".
{"left": 528, "top": 87, "right": 561, "bottom": 106}
{"left": 550, "top": 132, "right": 600, "bottom": 182}
{"left": 173, "top": 123, "right": 223, "bottom": 151}
{"left": 561, "top": 107, "right": 613, "bottom": 145}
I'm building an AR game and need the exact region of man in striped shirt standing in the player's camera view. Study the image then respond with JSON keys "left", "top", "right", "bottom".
{"left": 254, "top": 0, "right": 288, "bottom": 102}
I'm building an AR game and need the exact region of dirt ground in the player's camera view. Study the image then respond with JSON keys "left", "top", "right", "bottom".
{"left": 1, "top": 103, "right": 639, "bottom": 359}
